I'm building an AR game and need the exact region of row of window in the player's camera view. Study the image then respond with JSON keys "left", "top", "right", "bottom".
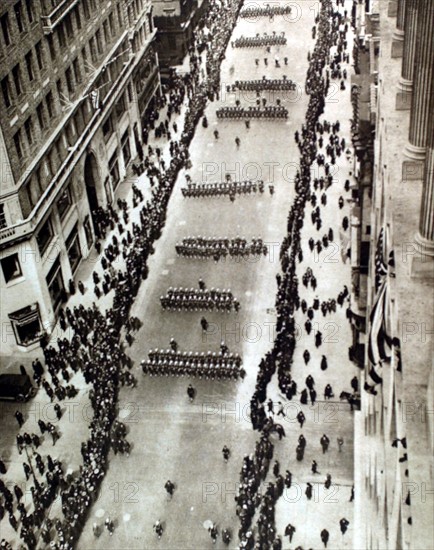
{"left": 0, "top": 1, "right": 34, "bottom": 48}
{"left": 8, "top": 23, "right": 124, "bottom": 169}
{"left": 1, "top": 9, "right": 119, "bottom": 113}
{"left": 1, "top": 184, "right": 72, "bottom": 284}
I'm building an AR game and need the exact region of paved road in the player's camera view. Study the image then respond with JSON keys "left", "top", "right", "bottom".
{"left": 76, "top": 1, "right": 359, "bottom": 549}
{"left": 0, "top": 2, "right": 358, "bottom": 549}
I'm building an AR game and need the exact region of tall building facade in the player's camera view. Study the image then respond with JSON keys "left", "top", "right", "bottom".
{"left": 350, "top": 0, "right": 433, "bottom": 548}
{"left": 0, "top": 0, "right": 160, "bottom": 354}
{"left": 152, "top": 0, "right": 208, "bottom": 68}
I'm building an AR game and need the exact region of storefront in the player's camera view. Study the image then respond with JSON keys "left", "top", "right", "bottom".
{"left": 8, "top": 303, "right": 43, "bottom": 347}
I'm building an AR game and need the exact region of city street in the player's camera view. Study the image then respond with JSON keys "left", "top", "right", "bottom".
{"left": 77, "top": 1, "right": 359, "bottom": 548}
{"left": 1, "top": 1, "right": 359, "bottom": 549}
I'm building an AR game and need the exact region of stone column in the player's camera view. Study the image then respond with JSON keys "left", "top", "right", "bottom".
{"left": 404, "top": 0, "right": 434, "bottom": 164}
{"left": 396, "top": 0, "right": 419, "bottom": 109}
{"left": 392, "top": 0, "right": 406, "bottom": 57}
{"left": 413, "top": 110, "right": 434, "bottom": 278}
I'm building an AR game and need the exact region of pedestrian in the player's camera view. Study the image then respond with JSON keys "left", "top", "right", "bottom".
{"left": 339, "top": 518, "right": 349, "bottom": 535}
{"left": 187, "top": 384, "right": 195, "bottom": 402}
{"left": 200, "top": 317, "right": 208, "bottom": 331}
{"left": 54, "top": 403, "right": 62, "bottom": 420}
{"left": 284, "top": 470, "right": 292, "bottom": 488}
{"left": 297, "top": 411, "right": 305, "bottom": 428}
{"left": 217, "top": 441, "right": 228, "bottom": 462}
{"left": 337, "top": 437, "right": 344, "bottom": 452}
{"left": 320, "top": 434, "right": 330, "bottom": 453}
{"left": 305, "top": 482, "right": 313, "bottom": 500}
{"left": 0, "top": 458, "right": 6, "bottom": 474}
{"left": 235, "top": 137, "right": 240, "bottom": 148}
{"left": 170, "top": 337, "right": 178, "bottom": 351}
{"left": 273, "top": 460, "right": 280, "bottom": 477}
{"left": 214, "top": 130, "right": 219, "bottom": 139}
{"left": 324, "top": 473, "right": 332, "bottom": 489}
{"left": 78, "top": 280, "right": 85, "bottom": 294}
{"left": 154, "top": 520, "right": 163, "bottom": 538}
{"left": 209, "top": 523, "right": 218, "bottom": 543}
{"left": 311, "top": 460, "right": 319, "bottom": 474}
{"left": 165, "top": 480, "right": 175, "bottom": 498}
{"left": 15, "top": 410, "right": 24, "bottom": 428}
{"left": 105, "top": 517, "right": 114, "bottom": 536}
{"left": 321, "top": 528, "right": 329, "bottom": 548}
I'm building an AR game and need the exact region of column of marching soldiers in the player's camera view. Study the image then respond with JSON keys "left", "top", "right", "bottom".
{"left": 141, "top": 7, "right": 297, "bottom": 385}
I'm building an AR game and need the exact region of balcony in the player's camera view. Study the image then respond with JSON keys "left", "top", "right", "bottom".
{"left": 41, "top": 0, "right": 78, "bottom": 34}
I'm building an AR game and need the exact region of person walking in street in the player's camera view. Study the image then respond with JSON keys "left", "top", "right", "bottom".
{"left": 321, "top": 528, "right": 329, "bottom": 548}
{"left": 340, "top": 518, "right": 350, "bottom": 535}
{"left": 222, "top": 445, "right": 230, "bottom": 462}
{"left": 165, "top": 480, "right": 175, "bottom": 499}
{"left": 187, "top": 384, "right": 195, "bottom": 402}
{"left": 15, "top": 410, "right": 24, "bottom": 428}
{"left": 320, "top": 434, "right": 330, "bottom": 453}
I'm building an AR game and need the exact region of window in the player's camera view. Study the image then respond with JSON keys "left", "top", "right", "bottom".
{"left": 36, "top": 103, "right": 45, "bottom": 130}
{"left": 36, "top": 218, "right": 53, "bottom": 255}
{"left": 57, "top": 185, "right": 72, "bottom": 219}
{"left": 0, "top": 204, "right": 7, "bottom": 229}
{"left": 102, "top": 116, "right": 113, "bottom": 139}
{"left": 109, "top": 150, "right": 120, "bottom": 186}
{"left": 127, "top": 82, "right": 133, "bottom": 103}
{"left": 66, "top": 224, "right": 82, "bottom": 273}
{"left": 121, "top": 129, "right": 131, "bottom": 165}
{"left": 35, "top": 41, "right": 44, "bottom": 70}
{"left": 25, "top": 0, "right": 34, "bottom": 23}
{"left": 64, "top": 14, "right": 73, "bottom": 38}
{"left": 45, "top": 256, "right": 64, "bottom": 310}
{"left": 14, "top": 1, "right": 24, "bottom": 33}
{"left": 13, "top": 129, "right": 24, "bottom": 157}
{"left": 75, "top": 6, "right": 82, "bottom": 30}
{"left": 72, "top": 58, "right": 81, "bottom": 85}
{"left": 25, "top": 51, "right": 34, "bottom": 81}
{"left": 103, "top": 19, "right": 110, "bottom": 44}
{"left": 115, "top": 93, "right": 126, "bottom": 118}
{"left": 83, "top": 0, "right": 90, "bottom": 19}
{"left": 1, "top": 76, "right": 12, "bottom": 108}
{"left": 24, "top": 117, "right": 34, "bottom": 145}
{"left": 2, "top": 253, "right": 22, "bottom": 283}
{"left": 116, "top": 4, "right": 122, "bottom": 26}
{"left": 1, "top": 13, "right": 11, "bottom": 46}
{"left": 57, "top": 22, "right": 66, "bottom": 49}
{"left": 65, "top": 67, "right": 74, "bottom": 95}
{"left": 47, "top": 34, "right": 56, "bottom": 61}
{"left": 81, "top": 46, "right": 88, "bottom": 72}
{"left": 56, "top": 78, "right": 64, "bottom": 102}
{"left": 9, "top": 304, "right": 43, "bottom": 346}
{"left": 89, "top": 36, "right": 97, "bottom": 63}
{"left": 83, "top": 215, "right": 93, "bottom": 248}
{"left": 46, "top": 91, "right": 54, "bottom": 118}
{"left": 108, "top": 12, "right": 114, "bottom": 36}
{"left": 95, "top": 29, "right": 102, "bottom": 55}
{"left": 12, "top": 65, "right": 22, "bottom": 96}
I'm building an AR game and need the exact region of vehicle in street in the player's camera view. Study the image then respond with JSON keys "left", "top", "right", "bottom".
{"left": 0, "top": 374, "right": 37, "bottom": 402}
